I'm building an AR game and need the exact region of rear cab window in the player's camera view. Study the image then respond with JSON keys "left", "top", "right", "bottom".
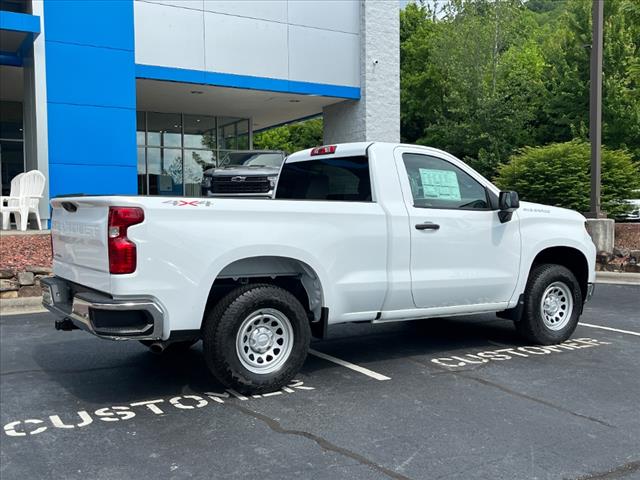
{"left": 275, "top": 156, "right": 372, "bottom": 202}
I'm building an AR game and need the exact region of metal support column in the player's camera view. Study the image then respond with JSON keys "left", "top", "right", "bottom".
{"left": 588, "top": 0, "right": 604, "bottom": 218}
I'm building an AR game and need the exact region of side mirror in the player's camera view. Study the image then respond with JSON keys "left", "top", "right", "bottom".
{"left": 498, "top": 191, "right": 519, "bottom": 223}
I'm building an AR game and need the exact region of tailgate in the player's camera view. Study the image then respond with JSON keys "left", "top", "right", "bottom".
{"left": 50, "top": 199, "right": 111, "bottom": 292}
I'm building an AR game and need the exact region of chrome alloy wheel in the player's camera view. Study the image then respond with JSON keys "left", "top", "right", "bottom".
{"left": 235, "top": 308, "right": 294, "bottom": 374}
{"left": 540, "top": 281, "right": 573, "bottom": 331}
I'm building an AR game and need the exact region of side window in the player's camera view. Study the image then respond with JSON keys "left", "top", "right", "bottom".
{"left": 276, "top": 156, "right": 372, "bottom": 202}
{"left": 402, "top": 153, "right": 489, "bottom": 210}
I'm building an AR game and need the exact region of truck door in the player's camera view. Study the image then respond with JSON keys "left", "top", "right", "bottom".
{"left": 394, "top": 148, "right": 521, "bottom": 310}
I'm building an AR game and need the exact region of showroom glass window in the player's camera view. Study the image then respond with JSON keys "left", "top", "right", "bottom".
{"left": 0, "top": 101, "right": 24, "bottom": 196}
{"left": 136, "top": 112, "right": 250, "bottom": 196}
{"left": 0, "top": 0, "right": 30, "bottom": 13}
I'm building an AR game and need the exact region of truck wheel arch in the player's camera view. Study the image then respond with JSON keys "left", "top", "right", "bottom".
{"left": 527, "top": 246, "right": 589, "bottom": 301}
{"left": 204, "top": 256, "right": 325, "bottom": 325}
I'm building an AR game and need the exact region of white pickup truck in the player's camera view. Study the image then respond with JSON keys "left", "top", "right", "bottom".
{"left": 43, "top": 142, "right": 596, "bottom": 393}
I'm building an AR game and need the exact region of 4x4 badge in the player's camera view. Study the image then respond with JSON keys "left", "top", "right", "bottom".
{"left": 162, "top": 200, "right": 213, "bottom": 207}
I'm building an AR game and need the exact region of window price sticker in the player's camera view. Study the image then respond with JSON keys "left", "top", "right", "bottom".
{"left": 419, "top": 168, "right": 461, "bottom": 201}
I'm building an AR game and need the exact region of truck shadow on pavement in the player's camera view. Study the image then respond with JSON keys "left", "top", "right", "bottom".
{"left": 29, "top": 314, "right": 526, "bottom": 405}
{"left": 29, "top": 340, "right": 220, "bottom": 404}
{"left": 304, "top": 314, "right": 527, "bottom": 372}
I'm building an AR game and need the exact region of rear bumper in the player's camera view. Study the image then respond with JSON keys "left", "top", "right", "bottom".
{"left": 41, "top": 276, "right": 164, "bottom": 340}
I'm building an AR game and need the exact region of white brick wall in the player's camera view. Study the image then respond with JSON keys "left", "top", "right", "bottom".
{"left": 323, "top": 0, "right": 400, "bottom": 143}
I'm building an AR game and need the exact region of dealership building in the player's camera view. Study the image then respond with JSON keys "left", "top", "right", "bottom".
{"left": 0, "top": 0, "right": 399, "bottom": 225}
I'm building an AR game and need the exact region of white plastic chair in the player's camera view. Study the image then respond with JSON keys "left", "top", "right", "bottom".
{"left": 0, "top": 172, "right": 24, "bottom": 229}
{"left": 0, "top": 170, "right": 46, "bottom": 231}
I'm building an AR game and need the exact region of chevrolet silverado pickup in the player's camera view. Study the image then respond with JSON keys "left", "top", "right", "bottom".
{"left": 201, "top": 150, "right": 286, "bottom": 198}
{"left": 43, "top": 142, "right": 596, "bottom": 393}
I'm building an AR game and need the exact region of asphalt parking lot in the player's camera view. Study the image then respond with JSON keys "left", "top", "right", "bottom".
{"left": 1, "top": 283, "right": 639, "bottom": 480}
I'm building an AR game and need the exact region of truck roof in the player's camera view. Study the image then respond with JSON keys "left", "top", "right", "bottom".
{"left": 285, "top": 142, "right": 374, "bottom": 163}
{"left": 284, "top": 142, "right": 455, "bottom": 164}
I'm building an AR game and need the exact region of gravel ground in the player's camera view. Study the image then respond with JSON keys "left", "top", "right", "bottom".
{"left": 615, "top": 223, "right": 640, "bottom": 250}
{"left": 0, "top": 234, "right": 52, "bottom": 271}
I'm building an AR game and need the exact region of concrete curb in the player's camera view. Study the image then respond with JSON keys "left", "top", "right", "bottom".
{"left": 596, "top": 271, "right": 640, "bottom": 286}
{"left": 0, "top": 296, "right": 46, "bottom": 315}
{"left": 0, "top": 229, "right": 51, "bottom": 237}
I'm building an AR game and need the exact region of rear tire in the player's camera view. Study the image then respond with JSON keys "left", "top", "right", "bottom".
{"left": 202, "top": 284, "right": 311, "bottom": 394}
{"left": 516, "top": 264, "right": 582, "bottom": 344}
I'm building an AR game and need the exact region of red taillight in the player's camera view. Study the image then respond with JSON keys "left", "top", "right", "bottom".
{"left": 108, "top": 207, "right": 144, "bottom": 274}
{"left": 310, "top": 145, "right": 337, "bottom": 156}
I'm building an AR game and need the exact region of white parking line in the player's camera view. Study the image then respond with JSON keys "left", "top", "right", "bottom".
{"left": 226, "top": 389, "right": 249, "bottom": 401}
{"left": 580, "top": 323, "right": 640, "bottom": 337}
{"left": 309, "top": 349, "right": 391, "bottom": 381}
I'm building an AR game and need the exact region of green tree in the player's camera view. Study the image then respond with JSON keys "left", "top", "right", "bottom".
{"left": 541, "top": 0, "right": 640, "bottom": 161}
{"left": 400, "top": 2, "right": 440, "bottom": 143}
{"left": 400, "top": 0, "right": 640, "bottom": 177}
{"left": 495, "top": 141, "right": 640, "bottom": 217}
{"left": 401, "top": 0, "right": 545, "bottom": 177}
{"left": 253, "top": 117, "right": 323, "bottom": 153}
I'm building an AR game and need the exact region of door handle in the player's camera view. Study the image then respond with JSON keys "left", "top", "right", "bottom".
{"left": 415, "top": 222, "right": 440, "bottom": 230}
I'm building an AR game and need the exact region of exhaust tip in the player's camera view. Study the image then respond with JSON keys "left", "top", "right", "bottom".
{"left": 148, "top": 342, "right": 165, "bottom": 354}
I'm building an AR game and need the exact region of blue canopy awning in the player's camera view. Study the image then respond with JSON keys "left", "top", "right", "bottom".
{"left": 0, "top": 10, "right": 41, "bottom": 66}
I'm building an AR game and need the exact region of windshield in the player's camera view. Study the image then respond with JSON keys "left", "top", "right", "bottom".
{"left": 219, "top": 152, "right": 284, "bottom": 168}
